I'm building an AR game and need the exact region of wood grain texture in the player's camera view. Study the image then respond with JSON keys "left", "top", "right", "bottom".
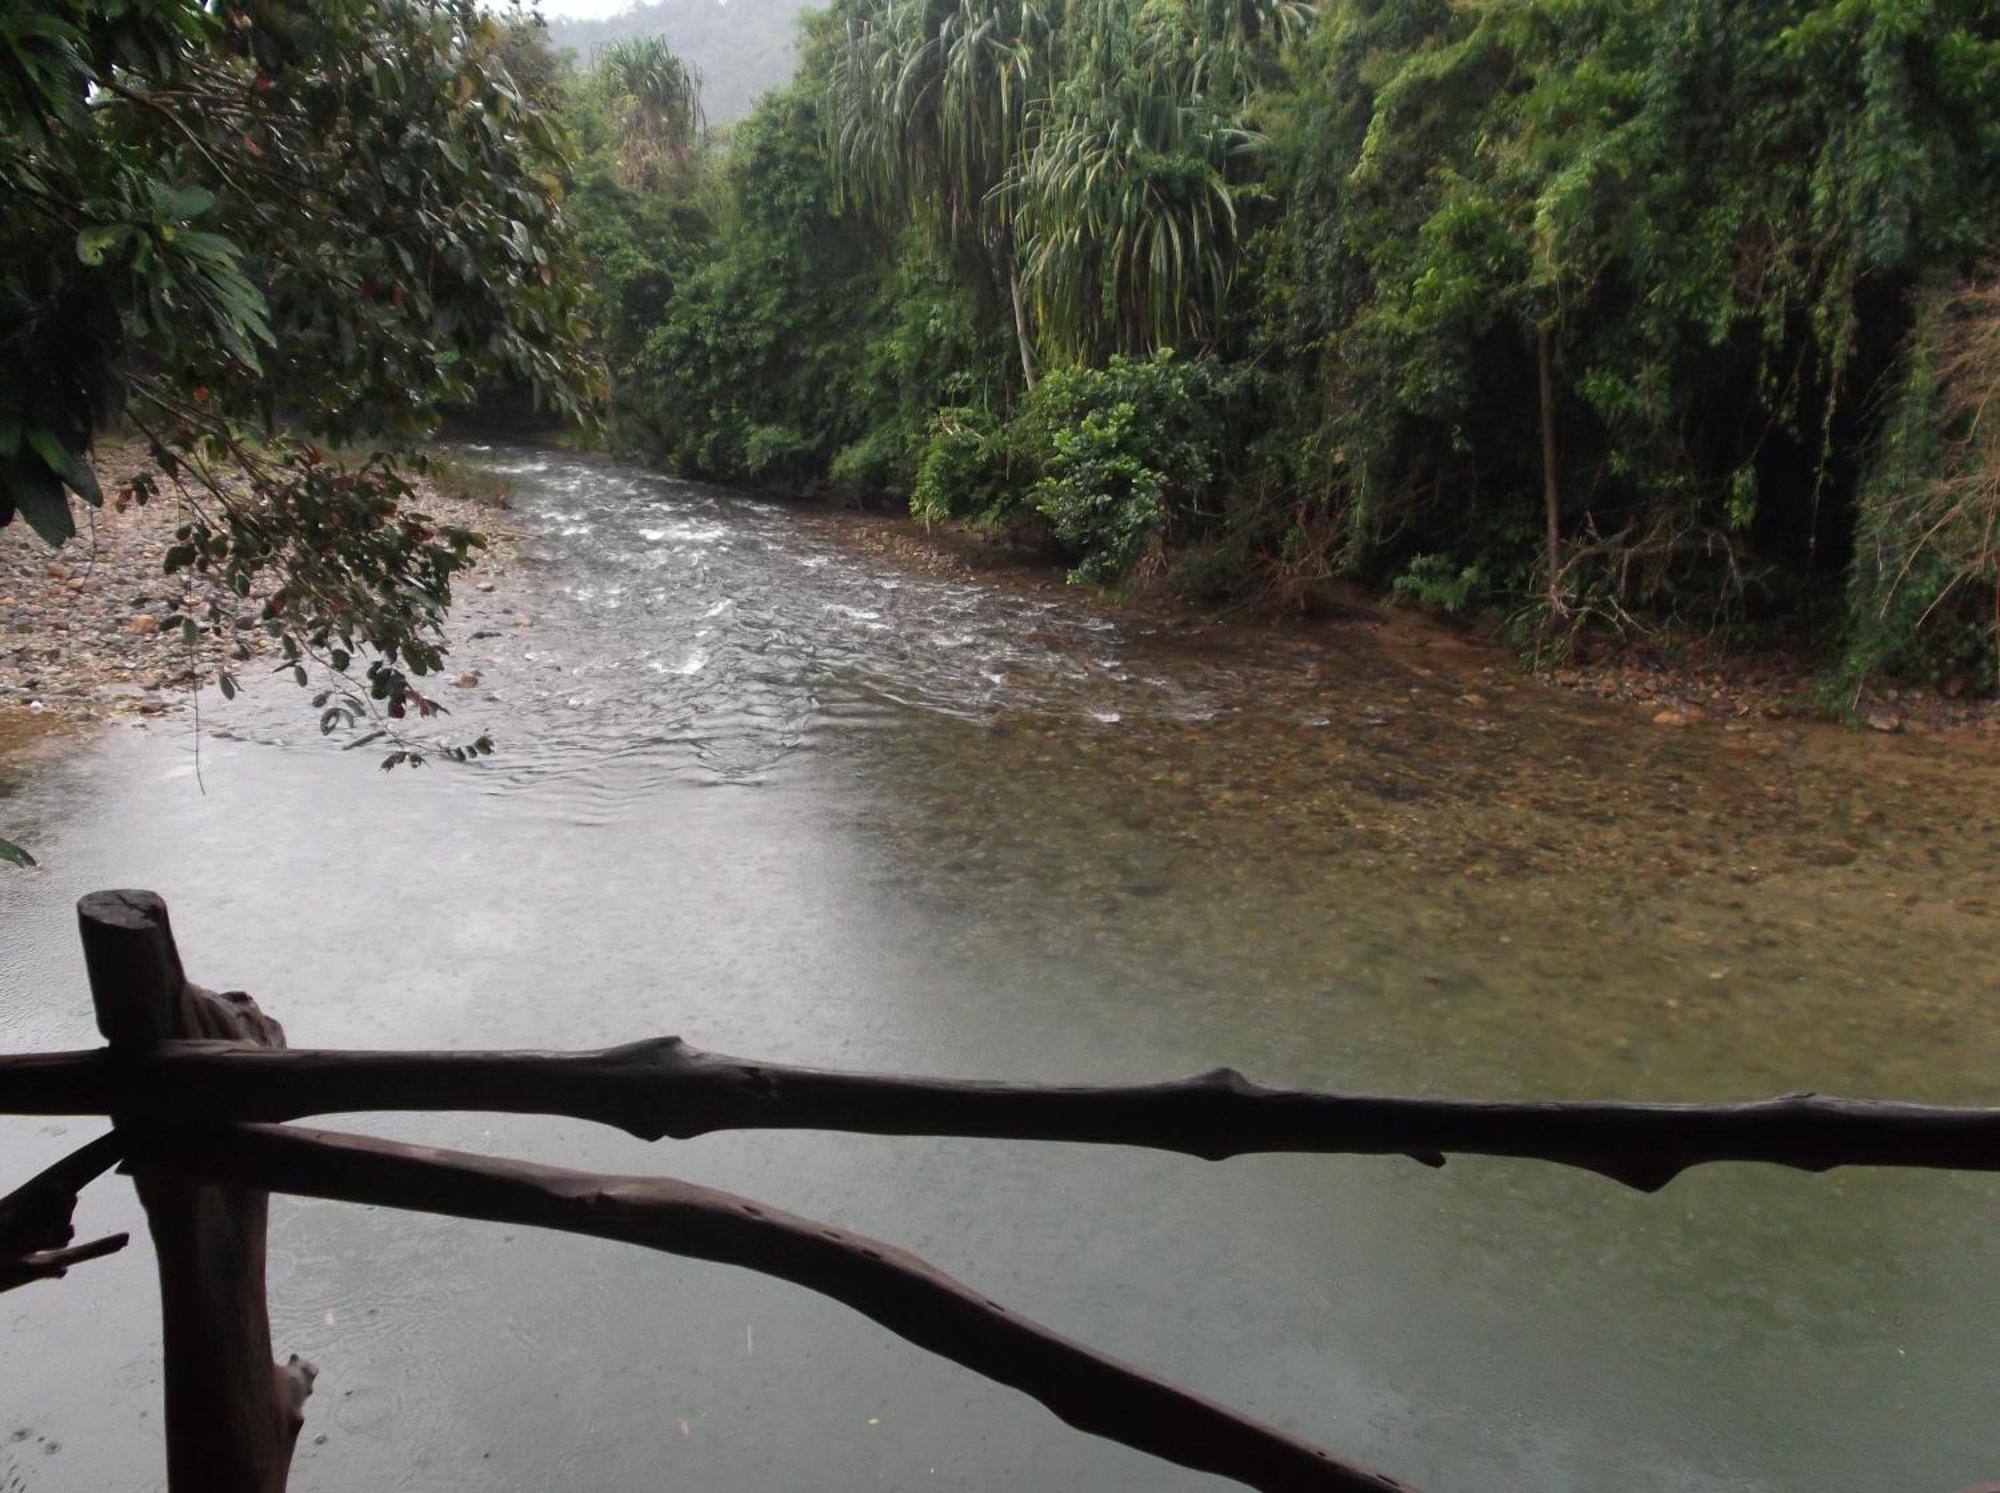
{"left": 79, "top": 891, "right": 313, "bottom": 1493}
{"left": 161, "top": 1122, "right": 1412, "bottom": 1493}
{"left": 5, "top": 1035, "right": 1994, "bottom": 1191}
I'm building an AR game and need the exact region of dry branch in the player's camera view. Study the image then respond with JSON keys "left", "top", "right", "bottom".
{"left": 3, "top": 1037, "right": 1996, "bottom": 1191}
{"left": 0, "top": 1232, "right": 133, "bottom": 1292}
{"left": 157, "top": 1123, "right": 1410, "bottom": 1493}
{"left": 0, "top": 1130, "right": 123, "bottom": 1256}
{"left": 0, "top": 1130, "right": 129, "bottom": 1293}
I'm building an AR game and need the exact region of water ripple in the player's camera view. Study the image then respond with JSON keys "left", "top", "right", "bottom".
{"left": 411, "top": 447, "right": 1215, "bottom": 811}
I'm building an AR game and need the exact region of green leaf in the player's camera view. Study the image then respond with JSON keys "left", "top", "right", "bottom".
{"left": 76, "top": 224, "right": 131, "bottom": 266}
{"left": 13, "top": 463, "right": 76, "bottom": 544}
{"left": 23, "top": 426, "right": 102, "bottom": 506}
{"left": 63, "top": 451, "right": 102, "bottom": 507}
{"left": 158, "top": 184, "right": 216, "bottom": 221}
{"left": 24, "top": 425, "right": 67, "bottom": 473}
{"left": 0, "top": 837, "right": 36, "bottom": 869}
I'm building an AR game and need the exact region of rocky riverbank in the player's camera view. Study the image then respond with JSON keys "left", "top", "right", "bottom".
{"left": 792, "top": 503, "right": 2000, "bottom": 741}
{"left": 10, "top": 438, "right": 1997, "bottom": 751}
{"left": 0, "top": 439, "right": 523, "bottom": 731}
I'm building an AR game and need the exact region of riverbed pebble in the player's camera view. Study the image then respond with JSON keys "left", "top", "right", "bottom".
{"left": 1, "top": 438, "right": 520, "bottom": 727}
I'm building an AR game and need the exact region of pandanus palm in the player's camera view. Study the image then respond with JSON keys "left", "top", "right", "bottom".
{"left": 1012, "top": 0, "right": 1308, "bottom": 362}
{"left": 825, "top": 0, "right": 1057, "bottom": 386}
{"left": 598, "top": 36, "right": 705, "bottom": 190}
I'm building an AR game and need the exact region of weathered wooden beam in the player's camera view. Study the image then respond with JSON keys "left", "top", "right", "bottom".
{"left": 4, "top": 1036, "right": 1996, "bottom": 1191}
{"left": 79, "top": 891, "right": 314, "bottom": 1493}
{"left": 0, "top": 1130, "right": 129, "bottom": 1293}
{"left": 0, "top": 1130, "right": 123, "bottom": 1257}
{"left": 157, "top": 1122, "right": 1412, "bottom": 1493}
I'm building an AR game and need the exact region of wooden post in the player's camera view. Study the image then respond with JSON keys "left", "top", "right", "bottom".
{"left": 78, "top": 891, "right": 314, "bottom": 1493}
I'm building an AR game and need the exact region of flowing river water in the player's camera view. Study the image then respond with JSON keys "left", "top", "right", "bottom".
{"left": 1, "top": 447, "right": 1995, "bottom": 1492}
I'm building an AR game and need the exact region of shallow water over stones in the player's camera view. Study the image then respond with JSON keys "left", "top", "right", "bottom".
{"left": 1, "top": 447, "right": 1994, "bottom": 1493}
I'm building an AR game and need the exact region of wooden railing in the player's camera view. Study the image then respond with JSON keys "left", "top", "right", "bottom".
{"left": 2, "top": 890, "right": 1995, "bottom": 1492}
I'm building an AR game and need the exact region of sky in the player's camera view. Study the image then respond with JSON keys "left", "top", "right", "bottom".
{"left": 533, "top": 0, "right": 664, "bottom": 16}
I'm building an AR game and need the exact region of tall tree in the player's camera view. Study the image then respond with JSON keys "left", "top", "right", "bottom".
{"left": 1011, "top": 0, "right": 1303, "bottom": 364}
{"left": 596, "top": 35, "right": 705, "bottom": 190}
{"left": 824, "top": 0, "right": 1056, "bottom": 387}
{"left": 0, "top": 0, "right": 598, "bottom": 751}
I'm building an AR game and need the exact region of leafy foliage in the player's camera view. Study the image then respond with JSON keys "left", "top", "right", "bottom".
{"left": 912, "top": 406, "right": 1009, "bottom": 524}
{"left": 597, "top": 35, "right": 704, "bottom": 188}
{"left": 1, "top": 0, "right": 598, "bottom": 756}
{"left": 567, "top": 0, "right": 1999, "bottom": 682}
{"left": 1843, "top": 272, "right": 2000, "bottom": 689}
{"left": 1015, "top": 351, "right": 1258, "bottom": 581}
{"left": 1265, "top": 0, "right": 2000, "bottom": 637}
{"left": 621, "top": 87, "right": 881, "bottom": 475}
{"left": 1012, "top": 0, "right": 1303, "bottom": 362}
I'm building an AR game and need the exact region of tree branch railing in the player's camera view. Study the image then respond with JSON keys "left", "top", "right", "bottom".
{"left": 154, "top": 1122, "right": 1403, "bottom": 1492}
{"left": 0, "top": 1130, "right": 129, "bottom": 1293}
{"left": 5, "top": 1038, "right": 1996, "bottom": 1192}
{"left": 3, "top": 890, "right": 1995, "bottom": 1493}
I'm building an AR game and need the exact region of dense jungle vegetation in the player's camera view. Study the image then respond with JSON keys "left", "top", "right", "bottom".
{"left": 564, "top": 0, "right": 2000, "bottom": 686}
{"left": 5, "top": 0, "right": 1998, "bottom": 712}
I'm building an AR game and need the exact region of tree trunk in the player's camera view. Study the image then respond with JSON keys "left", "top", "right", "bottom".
{"left": 1539, "top": 322, "right": 1562, "bottom": 611}
{"left": 1009, "top": 256, "right": 1037, "bottom": 393}
{"left": 79, "top": 891, "right": 313, "bottom": 1493}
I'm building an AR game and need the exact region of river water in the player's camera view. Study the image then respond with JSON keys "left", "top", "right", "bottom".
{"left": 1, "top": 448, "right": 1995, "bottom": 1492}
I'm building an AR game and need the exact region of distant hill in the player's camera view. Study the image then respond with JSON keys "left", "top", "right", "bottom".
{"left": 546, "top": 0, "right": 811, "bottom": 124}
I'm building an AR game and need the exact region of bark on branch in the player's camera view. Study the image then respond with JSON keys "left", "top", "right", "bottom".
{"left": 79, "top": 890, "right": 313, "bottom": 1493}
{"left": 0, "top": 1131, "right": 129, "bottom": 1293}
{"left": 4, "top": 1037, "right": 1995, "bottom": 1192}
{"left": 156, "top": 1123, "right": 1409, "bottom": 1493}
{"left": 0, "top": 1232, "right": 132, "bottom": 1293}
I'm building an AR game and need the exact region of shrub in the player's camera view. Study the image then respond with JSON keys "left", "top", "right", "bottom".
{"left": 742, "top": 424, "right": 814, "bottom": 479}
{"left": 1390, "top": 554, "right": 1490, "bottom": 616}
{"left": 1843, "top": 275, "right": 2000, "bottom": 690}
{"left": 828, "top": 428, "right": 905, "bottom": 498}
{"left": 1015, "top": 351, "right": 1255, "bottom": 583}
{"left": 911, "top": 407, "right": 1010, "bottom": 524}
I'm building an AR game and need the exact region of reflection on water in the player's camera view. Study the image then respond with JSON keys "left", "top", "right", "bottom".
{"left": 0, "top": 447, "right": 1994, "bottom": 1493}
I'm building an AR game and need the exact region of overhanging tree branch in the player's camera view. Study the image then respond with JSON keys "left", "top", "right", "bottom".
{"left": 4, "top": 1037, "right": 1995, "bottom": 1192}
{"left": 155, "top": 1122, "right": 1408, "bottom": 1493}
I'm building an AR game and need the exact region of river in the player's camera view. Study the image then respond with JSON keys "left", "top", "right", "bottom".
{"left": 1, "top": 447, "right": 1995, "bottom": 1492}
